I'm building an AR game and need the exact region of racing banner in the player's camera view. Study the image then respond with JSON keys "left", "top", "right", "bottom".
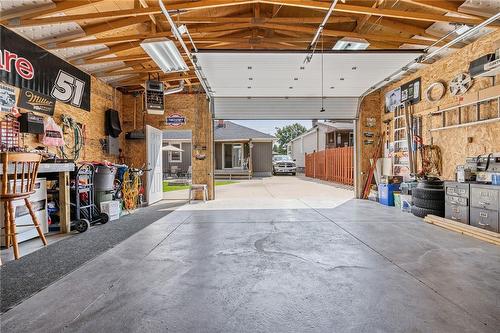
{"left": 0, "top": 25, "right": 91, "bottom": 111}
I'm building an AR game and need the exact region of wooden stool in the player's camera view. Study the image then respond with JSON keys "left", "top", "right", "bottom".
{"left": 1, "top": 153, "right": 47, "bottom": 261}
{"left": 189, "top": 184, "right": 208, "bottom": 203}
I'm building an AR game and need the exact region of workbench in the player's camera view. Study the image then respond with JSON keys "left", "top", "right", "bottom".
{"left": 0, "top": 162, "right": 75, "bottom": 234}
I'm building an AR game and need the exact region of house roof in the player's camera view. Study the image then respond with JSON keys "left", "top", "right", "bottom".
{"left": 287, "top": 121, "right": 353, "bottom": 145}
{"left": 163, "top": 121, "right": 275, "bottom": 142}
{"left": 214, "top": 121, "right": 275, "bottom": 141}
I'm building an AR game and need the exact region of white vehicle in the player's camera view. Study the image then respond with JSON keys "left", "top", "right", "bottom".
{"left": 272, "top": 155, "right": 297, "bottom": 176}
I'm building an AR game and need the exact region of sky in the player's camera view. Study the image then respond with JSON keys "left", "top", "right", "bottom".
{"left": 230, "top": 120, "right": 313, "bottom": 136}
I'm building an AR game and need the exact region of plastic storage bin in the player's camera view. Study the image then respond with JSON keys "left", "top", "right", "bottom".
{"left": 378, "top": 183, "right": 401, "bottom": 206}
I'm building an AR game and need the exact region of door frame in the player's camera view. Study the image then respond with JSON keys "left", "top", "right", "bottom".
{"left": 222, "top": 142, "right": 244, "bottom": 169}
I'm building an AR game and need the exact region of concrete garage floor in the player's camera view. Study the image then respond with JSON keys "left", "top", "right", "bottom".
{"left": 1, "top": 177, "right": 499, "bottom": 333}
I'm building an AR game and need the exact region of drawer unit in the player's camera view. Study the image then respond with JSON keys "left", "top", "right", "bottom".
{"left": 445, "top": 204, "right": 469, "bottom": 224}
{"left": 445, "top": 182, "right": 470, "bottom": 224}
{"left": 445, "top": 182, "right": 470, "bottom": 199}
{"left": 470, "top": 185, "right": 499, "bottom": 211}
{"left": 470, "top": 208, "right": 499, "bottom": 233}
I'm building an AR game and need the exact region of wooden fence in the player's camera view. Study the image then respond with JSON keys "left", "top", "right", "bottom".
{"left": 305, "top": 146, "right": 354, "bottom": 186}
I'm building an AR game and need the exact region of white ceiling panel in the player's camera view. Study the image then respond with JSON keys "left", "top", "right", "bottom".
{"left": 195, "top": 51, "right": 422, "bottom": 98}
{"left": 213, "top": 97, "right": 359, "bottom": 120}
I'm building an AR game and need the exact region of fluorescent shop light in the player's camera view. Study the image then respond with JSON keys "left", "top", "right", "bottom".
{"left": 140, "top": 37, "right": 188, "bottom": 73}
{"left": 333, "top": 38, "right": 370, "bottom": 51}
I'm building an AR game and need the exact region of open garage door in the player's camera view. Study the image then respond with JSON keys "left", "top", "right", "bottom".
{"left": 195, "top": 51, "right": 422, "bottom": 120}
{"left": 212, "top": 97, "right": 359, "bottom": 120}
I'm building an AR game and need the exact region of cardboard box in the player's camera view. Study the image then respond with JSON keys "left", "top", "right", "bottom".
{"left": 478, "top": 85, "right": 500, "bottom": 100}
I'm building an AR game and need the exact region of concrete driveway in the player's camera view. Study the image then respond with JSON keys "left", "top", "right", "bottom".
{"left": 2, "top": 176, "right": 499, "bottom": 333}
{"left": 164, "top": 175, "right": 355, "bottom": 209}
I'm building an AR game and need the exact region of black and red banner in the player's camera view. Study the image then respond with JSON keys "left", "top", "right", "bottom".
{"left": 0, "top": 25, "right": 91, "bottom": 111}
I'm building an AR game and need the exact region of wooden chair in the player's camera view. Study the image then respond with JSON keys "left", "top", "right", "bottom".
{"left": 1, "top": 152, "right": 47, "bottom": 261}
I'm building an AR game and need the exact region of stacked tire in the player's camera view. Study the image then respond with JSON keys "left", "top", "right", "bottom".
{"left": 411, "top": 180, "right": 445, "bottom": 218}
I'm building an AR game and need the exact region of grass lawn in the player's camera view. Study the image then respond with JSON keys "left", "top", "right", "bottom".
{"left": 163, "top": 180, "right": 237, "bottom": 192}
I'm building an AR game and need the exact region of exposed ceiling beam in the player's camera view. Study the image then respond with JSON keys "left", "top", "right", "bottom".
{"left": 0, "top": 3, "right": 55, "bottom": 22}
{"left": 260, "top": 0, "right": 497, "bottom": 26}
{"left": 258, "top": 23, "right": 442, "bottom": 47}
{"left": 178, "top": 16, "right": 356, "bottom": 24}
{"left": 6, "top": 1, "right": 258, "bottom": 27}
{"left": 37, "top": 16, "right": 150, "bottom": 46}
{"left": 69, "top": 42, "right": 142, "bottom": 63}
{"left": 400, "top": 0, "right": 480, "bottom": 18}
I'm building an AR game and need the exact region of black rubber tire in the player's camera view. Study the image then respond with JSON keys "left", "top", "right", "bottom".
{"left": 291, "top": 172, "right": 296, "bottom": 176}
{"left": 417, "top": 180, "right": 444, "bottom": 189}
{"left": 75, "top": 219, "right": 90, "bottom": 233}
{"left": 412, "top": 187, "right": 445, "bottom": 201}
{"left": 100, "top": 213, "right": 109, "bottom": 224}
{"left": 411, "top": 205, "right": 444, "bottom": 218}
{"left": 412, "top": 197, "right": 445, "bottom": 210}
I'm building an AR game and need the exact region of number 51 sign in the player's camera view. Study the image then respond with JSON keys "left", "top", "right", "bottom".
{"left": 51, "top": 70, "right": 86, "bottom": 108}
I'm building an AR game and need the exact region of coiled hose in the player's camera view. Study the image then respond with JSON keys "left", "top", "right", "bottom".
{"left": 59, "top": 115, "right": 84, "bottom": 160}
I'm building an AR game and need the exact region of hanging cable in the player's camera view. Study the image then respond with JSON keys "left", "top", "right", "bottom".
{"left": 320, "top": 32, "right": 325, "bottom": 112}
{"left": 59, "top": 115, "right": 84, "bottom": 160}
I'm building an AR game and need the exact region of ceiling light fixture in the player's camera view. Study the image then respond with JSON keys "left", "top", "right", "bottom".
{"left": 333, "top": 37, "right": 370, "bottom": 51}
{"left": 140, "top": 37, "right": 188, "bottom": 73}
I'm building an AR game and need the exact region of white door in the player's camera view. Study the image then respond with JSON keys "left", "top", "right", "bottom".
{"left": 146, "top": 125, "right": 163, "bottom": 205}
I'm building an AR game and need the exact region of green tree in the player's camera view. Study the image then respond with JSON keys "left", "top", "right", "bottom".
{"left": 274, "top": 123, "right": 307, "bottom": 154}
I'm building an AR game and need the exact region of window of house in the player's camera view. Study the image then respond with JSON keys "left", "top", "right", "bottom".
{"left": 169, "top": 143, "right": 182, "bottom": 163}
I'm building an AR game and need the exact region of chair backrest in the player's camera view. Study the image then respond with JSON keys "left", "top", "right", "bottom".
{"left": 1, "top": 152, "right": 42, "bottom": 196}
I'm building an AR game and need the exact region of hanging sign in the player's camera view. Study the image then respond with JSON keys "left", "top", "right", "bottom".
{"left": 166, "top": 113, "right": 187, "bottom": 126}
{"left": 17, "top": 88, "right": 56, "bottom": 115}
{"left": 0, "top": 83, "right": 18, "bottom": 112}
{"left": 400, "top": 77, "right": 421, "bottom": 104}
{"left": 0, "top": 26, "right": 91, "bottom": 111}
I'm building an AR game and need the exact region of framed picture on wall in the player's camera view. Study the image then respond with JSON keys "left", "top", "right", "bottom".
{"left": 401, "top": 77, "right": 421, "bottom": 104}
{"left": 385, "top": 87, "right": 401, "bottom": 113}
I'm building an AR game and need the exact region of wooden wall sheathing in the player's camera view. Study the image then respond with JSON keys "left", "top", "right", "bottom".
{"left": 358, "top": 29, "right": 500, "bottom": 181}
{"left": 121, "top": 93, "right": 215, "bottom": 200}
{"left": 0, "top": 76, "right": 124, "bottom": 164}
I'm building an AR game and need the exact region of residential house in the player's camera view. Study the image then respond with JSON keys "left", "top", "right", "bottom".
{"left": 287, "top": 121, "right": 354, "bottom": 171}
{"left": 163, "top": 121, "right": 275, "bottom": 179}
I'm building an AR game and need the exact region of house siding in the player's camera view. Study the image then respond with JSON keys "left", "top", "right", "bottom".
{"left": 290, "top": 127, "right": 328, "bottom": 169}
{"left": 252, "top": 142, "right": 273, "bottom": 176}
{"left": 163, "top": 142, "right": 191, "bottom": 176}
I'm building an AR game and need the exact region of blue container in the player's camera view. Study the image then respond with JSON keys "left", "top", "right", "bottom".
{"left": 492, "top": 174, "right": 500, "bottom": 185}
{"left": 378, "top": 183, "right": 401, "bottom": 206}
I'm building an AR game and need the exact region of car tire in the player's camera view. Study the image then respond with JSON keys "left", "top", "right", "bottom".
{"left": 411, "top": 205, "right": 444, "bottom": 218}
{"left": 412, "top": 197, "right": 444, "bottom": 210}
{"left": 412, "top": 187, "right": 445, "bottom": 201}
{"left": 291, "top": 172, "right": 296, "bottom": 176}
{"left": 417, "top": 180, "right": 444, "bottom": 189}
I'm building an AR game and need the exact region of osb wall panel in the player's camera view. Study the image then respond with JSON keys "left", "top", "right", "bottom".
{"left": 1, "top": 76, "right": 124, "bottom": 163}
{"left": 356, "top": 91, "right": 382, "bottom": 195}
{"left": 122, "top": 93, "right": 215, "bottom": 199}
{"left": 378, "top": 29, "right": 500, "bottom": 180}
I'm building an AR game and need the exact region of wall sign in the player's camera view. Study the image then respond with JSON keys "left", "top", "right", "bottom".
{"left": 166, "top": 114, "right": 187, "bottom": 126}
{"left": 384, "top": 87, "right": 401, "bottom": 113}
{"left": 0, "top": 83, "right": 17, "bottom": 112}
{"left": 18, "top": 88, "right": 55, "bottom": 115}
{"left": 400, "top": 77, "right": 421, "bottom": 104}
{"left": 0, "top": 26, "right": 91, "bottom": 111}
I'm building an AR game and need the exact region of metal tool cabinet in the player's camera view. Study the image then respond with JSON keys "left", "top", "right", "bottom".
{"left": 444, "top": 182, "right": 470, "bottom": 225}
{"left": 470, "top": 184, "right": 499, "bottom": 233}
